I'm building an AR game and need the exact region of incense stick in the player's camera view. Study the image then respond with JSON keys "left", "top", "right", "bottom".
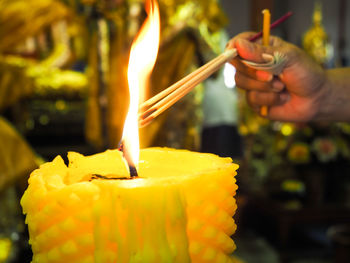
{"left": 139, "top": 49, "right": 237, "bottom": 127}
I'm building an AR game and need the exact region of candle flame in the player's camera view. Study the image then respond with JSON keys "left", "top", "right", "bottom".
{"left": 121, "top": 0, "right": 160, "bottom": 168}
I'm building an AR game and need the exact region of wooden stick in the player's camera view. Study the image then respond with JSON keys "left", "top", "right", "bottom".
{"left": 139, "top": 49, "right": 237, "bottom": 127}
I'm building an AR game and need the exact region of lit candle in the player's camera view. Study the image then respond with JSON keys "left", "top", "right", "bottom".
{"left": 21, "top": 147, "right": 238, "bottom": 262}
{"left": 21, "top": 0, "right": 239, "bottom": 262}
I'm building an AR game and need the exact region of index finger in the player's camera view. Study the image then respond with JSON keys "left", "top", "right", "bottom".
{"left": 226, "top": 32, "right": 261, "bottom": 50}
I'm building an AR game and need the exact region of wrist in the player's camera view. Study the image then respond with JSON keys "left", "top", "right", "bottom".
{"left": 313, "top": 70, "right": 332, "bottom": 121}
{"left": 315, "top": 69, "right": 350, "bottom": 121}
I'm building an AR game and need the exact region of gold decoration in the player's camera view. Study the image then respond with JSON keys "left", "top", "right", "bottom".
{"left": 0, "top": 116, "right": 39, "bottom": 192}
{"left": 0, "top": 0, "right": 69, "bottom": 53}
{"left": 0, "top": 237, "right": 11, "bottom": 263}
{"left": 0, "top": 0, "right": 88, "bottom": 109}
{"left": 0, "top": 55, "right": 87, "bottom": 109}
{"left": 302, "top": 1, "right": 333, "bottom": 65}
{"left": 0, "top": 56, "right": 34, "bottom": 111}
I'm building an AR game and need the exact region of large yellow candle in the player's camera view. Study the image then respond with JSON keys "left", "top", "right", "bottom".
{"left": 21, "top": 147, "right": 238, "bottom": 262}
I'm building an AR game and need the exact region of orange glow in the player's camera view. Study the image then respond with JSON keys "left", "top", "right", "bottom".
{"left": 122, "top": 0, "right": 160, "bottom": 168}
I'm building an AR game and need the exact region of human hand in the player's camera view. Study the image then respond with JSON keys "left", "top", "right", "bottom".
{"left": 227, "top": 32, "right": 328, "bottom": 122}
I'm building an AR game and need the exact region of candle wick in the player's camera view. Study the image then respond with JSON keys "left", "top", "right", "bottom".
{"left": 118, "top": 140, "right": 139, "bottom": 178}
{"left": 129, "top": 166, "right": 138, "bottom": 177}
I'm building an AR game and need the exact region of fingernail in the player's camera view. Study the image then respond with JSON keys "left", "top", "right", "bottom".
{"left": 272, "top": 80, "right": 285, "bottom": 92}
{"left": 262, "top": 53, "right": 273, "bottom": 62}
{"left": 256, "top": 70, "right": 273, "bottom": 82}
{"left": 279, "top": 92, "right": 290, "bottom": 103}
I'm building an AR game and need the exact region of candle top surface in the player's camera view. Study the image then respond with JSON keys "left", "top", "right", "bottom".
{"left": 139, "top": 147, "right": 236, "bottom": 178}
{"left": 33, "top": 147, "right": 238, "bottom": 190}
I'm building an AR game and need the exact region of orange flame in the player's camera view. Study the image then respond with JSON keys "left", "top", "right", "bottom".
{"left": 121, "top": 0, "right": 160, "bottom": 168}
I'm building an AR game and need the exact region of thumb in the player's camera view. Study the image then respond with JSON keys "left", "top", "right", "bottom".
{"left": 235, "top": 38, "right": 269, "bottom": 63}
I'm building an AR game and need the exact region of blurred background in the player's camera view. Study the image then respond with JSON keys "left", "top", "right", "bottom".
{"left": 1, "top": 0, "right": 350, "bottom": 262}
